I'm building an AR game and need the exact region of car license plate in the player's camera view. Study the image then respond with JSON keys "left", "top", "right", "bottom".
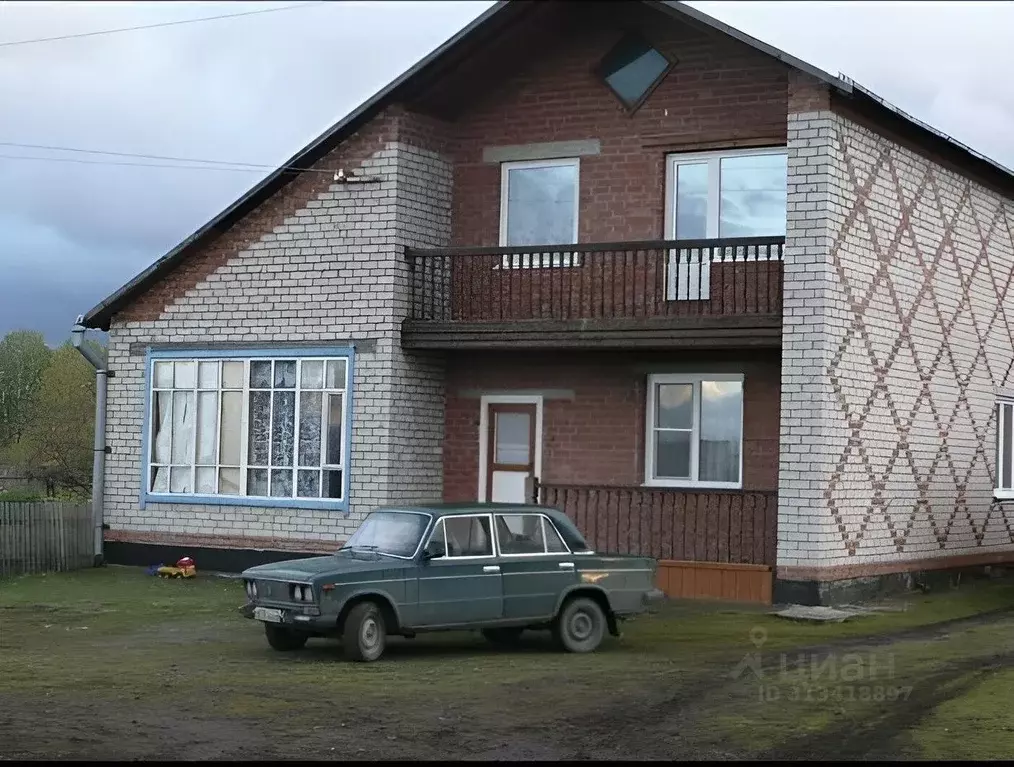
{"left": 254, "top": 607, "right": 283, "bottom": 623}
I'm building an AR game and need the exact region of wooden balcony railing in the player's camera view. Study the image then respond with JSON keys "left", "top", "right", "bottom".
{"left": 406, "top": 237, "right": 784, "bottom": 323}
{"left": 537, "top": 483, "right": 777, "bottom": 566}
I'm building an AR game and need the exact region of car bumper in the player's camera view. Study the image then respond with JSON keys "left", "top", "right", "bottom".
{"left": 239, "top": 602, "right": 334, "bottom": 632}
{"left": 642, "top": 588, "right": 665, "bottom": 611}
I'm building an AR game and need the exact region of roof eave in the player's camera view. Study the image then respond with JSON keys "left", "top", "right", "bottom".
{"left": 661, "top": 1, "right": 1014, "bottom": 192}
{"left": 80, "top": 0, "right": 512, "bottom": 330}
{"left": 842, "top": 78, "right": 1014, "bottom": 181}
{"left": 81, "top": 0, "right": 1014, "bottom": 330}
{"left": 654, "top": 1, "right": 852, "bottom": 94}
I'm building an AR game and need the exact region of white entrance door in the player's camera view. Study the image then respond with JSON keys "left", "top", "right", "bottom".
{"left": 483, "top": 402, "right": 538, "bottom": 503}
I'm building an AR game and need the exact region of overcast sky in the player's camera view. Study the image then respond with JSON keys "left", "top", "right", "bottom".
{"left": 1, "top": 1, "right": 1011, "bottom": 344}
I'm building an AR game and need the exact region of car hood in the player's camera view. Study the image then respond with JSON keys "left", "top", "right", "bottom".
{"left": 242, "top": 552, "right": 415, "bottom": 582}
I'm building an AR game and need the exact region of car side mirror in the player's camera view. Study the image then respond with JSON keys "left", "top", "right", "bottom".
{"left": 422, "top": 540, "right": 444, "bottom": 561}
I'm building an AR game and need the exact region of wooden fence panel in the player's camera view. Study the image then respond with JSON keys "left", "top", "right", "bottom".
{"left": 539, "top": 485, "right": 777, "bottom": 565}
{"left": 0, "top": 502, "right": 93, "bottom": 577}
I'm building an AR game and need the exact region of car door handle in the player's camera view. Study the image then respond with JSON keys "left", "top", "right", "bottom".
{"left": 558, "top": 562, "right": 575, "bottom": 569}
{"left": 483, "top": 565, "right": 500, "bottom": 573}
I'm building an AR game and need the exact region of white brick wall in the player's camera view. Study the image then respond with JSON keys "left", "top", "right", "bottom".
{"left": 778, "top": 109, "right": 843, "bottom": 567}
{"left": 103, "top": 140, "right": 452, "bottom": 546}
{"left": 780, "top": 109, "right": 1014, "bottom": 572}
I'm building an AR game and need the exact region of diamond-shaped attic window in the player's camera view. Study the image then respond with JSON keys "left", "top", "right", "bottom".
{"left": 596, "top": 33, "right": 673, "bottom": 111}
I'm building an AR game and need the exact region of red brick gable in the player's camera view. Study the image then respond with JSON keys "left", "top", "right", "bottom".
{"left": 448, "top": 1, "right": 791, "bottom": 247}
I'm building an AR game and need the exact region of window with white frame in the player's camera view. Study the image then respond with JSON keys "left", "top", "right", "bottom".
{"left": 666, "top": 148, "right": 787, "bottom": 240}
{"left": 500, "top": 158, "right": 579, "bottom": 268}
{"left": 996, "top": 399, "right": 1014, "bottom": 497}
{"left": 147, "top": 355, "right": 349, "bottom": 502}
{"left": 664, "top": 148, "right": 787, "bottom": 300}
{"left": 645, "top": 373, "right": 744, "bottom": 488}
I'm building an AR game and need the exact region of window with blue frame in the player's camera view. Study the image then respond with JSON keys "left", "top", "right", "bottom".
{"left": 146, "top": 353, "right": 350, "bottom": 504}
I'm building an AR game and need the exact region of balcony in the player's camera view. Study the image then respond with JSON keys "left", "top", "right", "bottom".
{"left": 402, "top": 237, "right": 784, "bottom": 349}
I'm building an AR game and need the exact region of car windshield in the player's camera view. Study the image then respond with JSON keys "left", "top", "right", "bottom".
{"left": 340, "top": 511, "right": 429, "bottom": 558}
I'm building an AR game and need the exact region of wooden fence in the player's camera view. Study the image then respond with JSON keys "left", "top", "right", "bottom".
{"left": 0, "top": 502, "right": 93, "bottom": 577}
{"left": 537, "top": 484, "right": 777, "bottom": 565}
{"left": 537, "top": 484, "right": 777, "bottom": 604}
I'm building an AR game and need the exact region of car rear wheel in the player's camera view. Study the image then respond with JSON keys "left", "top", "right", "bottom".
{"left": 553, "top": 596, "right": 606, "bottom": 653}
{"left": 481, "top": 627, "right": 524, "bottom": 646}
{"left": 264, "top": 624, "right": 309, "bottom": 651}
{"left": 343, "top": 602, "right": 386, "bottom": 662}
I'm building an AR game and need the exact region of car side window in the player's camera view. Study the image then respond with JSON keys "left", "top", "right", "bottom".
{"left": 443, "top": 515, "right": 493, "bottom": 557}
{"left": 543, "top": 518, "right": 568, "bottom": 553}
{"left": 497, "top": 514, "right": 565, "bottom": 555}
{"left": 426, "top": 519, "right": 447, "bottom": 558}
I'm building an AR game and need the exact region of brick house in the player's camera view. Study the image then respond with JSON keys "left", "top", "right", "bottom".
{"left": 79, "top": 0, "right": 1014, "bottom": 604}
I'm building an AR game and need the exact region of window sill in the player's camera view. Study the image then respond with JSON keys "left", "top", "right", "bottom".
{"left": 993, "top": 489, "right": 1014, "bottom": 501}
{"left": 142, "top": 493, "right": 349, "bottom": 513}
{"left": 642, "top": 480, "right": 744, "bottom": 491}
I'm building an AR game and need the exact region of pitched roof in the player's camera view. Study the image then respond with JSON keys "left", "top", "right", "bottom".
{"left": 79, "top": 0, "right": 1014, "bottom": 330}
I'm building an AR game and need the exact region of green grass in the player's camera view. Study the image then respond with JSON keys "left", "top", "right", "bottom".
{"left": 909, "top": 668, "right": 1014, "bottom": 759}
{"left": 1, "top": 566, "right": 1012, "bottom": 759}
{"left": 703, "top": 613, "right": 1014, "bottom": 757}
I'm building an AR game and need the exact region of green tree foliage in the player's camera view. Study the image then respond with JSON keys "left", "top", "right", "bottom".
{"left": 10, "top": 343, "right": 96, "bottom": 494}
{"left": 0, "top": 330, "right": 52, "bottom": 451}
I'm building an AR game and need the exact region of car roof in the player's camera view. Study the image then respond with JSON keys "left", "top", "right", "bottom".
{"left": 374, "top": 502, "right": 591, "bottom": 550}
{"left": 377, "top": 502, "right": 566, "bottom": 518}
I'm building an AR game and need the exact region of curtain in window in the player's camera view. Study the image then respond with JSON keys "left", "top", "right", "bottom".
{"left": 151, "top": 392, "right": 172, "bottom": 492}
{"left": 170, "top": 391, "right": 194, "bottom": 493}
{"left": 149, "top": 356, "right": 349, "bottom": 500}
{"left": 698, "top": 440, "right": 740, "bottom": 484}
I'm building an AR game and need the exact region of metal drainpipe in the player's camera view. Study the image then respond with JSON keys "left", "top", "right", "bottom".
{"left": 71, "top": 319, "right": 107, "bottom": 566}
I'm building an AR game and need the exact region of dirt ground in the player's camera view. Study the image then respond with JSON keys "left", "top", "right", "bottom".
{"left": 1, "top": 567, "right": 1013, "bottom": 760}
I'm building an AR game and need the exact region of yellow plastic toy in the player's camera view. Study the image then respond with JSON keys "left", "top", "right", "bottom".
{"left": 157, "top": 556, "right": 197, "bottom": 579}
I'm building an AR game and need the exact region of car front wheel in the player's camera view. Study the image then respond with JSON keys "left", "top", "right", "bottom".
{"left": 343, "top": 602, "right": 386, "bottom": 662}
{"left": 553, "top": 596, "right": 606, "bottom": 653}
{"left": 264, "top": 624, "right": 309, "bottom": 651}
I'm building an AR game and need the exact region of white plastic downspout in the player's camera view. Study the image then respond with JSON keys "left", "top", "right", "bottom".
{"left": 71, "top": 319, "right": 107, "bottom": 566}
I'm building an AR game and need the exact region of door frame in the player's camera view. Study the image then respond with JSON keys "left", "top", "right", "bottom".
{"left": 477, "top": 394, "right": 544, "bottom": 502}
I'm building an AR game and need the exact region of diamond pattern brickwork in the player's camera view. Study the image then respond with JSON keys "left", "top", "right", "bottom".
{"left": 781, "top": 109, "right": 1014, "bottom": 568}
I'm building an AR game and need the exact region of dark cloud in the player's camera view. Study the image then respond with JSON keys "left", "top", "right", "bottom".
{"left": 0, "top": 1, "right": 494, "bottom": 343}
{"left": 2, "top": 1, "right": 1011, "bottom": 344}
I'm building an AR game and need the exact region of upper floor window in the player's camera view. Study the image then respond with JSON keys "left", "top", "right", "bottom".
{"left": 997, "top": 400, "right": 1014, "bottom": 498}
{"left": 645, "top": 373, "right": 744, "bottom": 489}
{"left": 665, "top": 148, "right": 787, "bottom": 240}
{"left": 146, "top": 352, "right": 351, "bottom": 507}
{"left": 500, "top": 158, "right": 579, "bottom": 267}
{"left": 596, "top": 33, "right": 673, "bottom": 112}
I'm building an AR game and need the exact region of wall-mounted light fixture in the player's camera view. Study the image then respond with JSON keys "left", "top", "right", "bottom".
{"left": 333, "top": 167, "right": 380, "bottom": 184}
